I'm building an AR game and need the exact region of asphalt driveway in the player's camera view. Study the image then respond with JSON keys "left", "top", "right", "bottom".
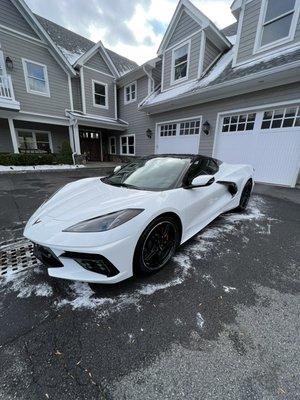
{"left": 0, "top": 170, "right": 299, "bottom": 400}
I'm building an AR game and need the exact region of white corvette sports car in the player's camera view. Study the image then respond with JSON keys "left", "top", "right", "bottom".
{"left": 24, "top": 155, "right": 253, "bottom": 284}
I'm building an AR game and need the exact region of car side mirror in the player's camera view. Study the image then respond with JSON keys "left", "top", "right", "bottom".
{"left": 188, "top": 175, "right": 215, "bottom": 188}
{"left": 114, "top": 165, "right": 122, "bottom": 173}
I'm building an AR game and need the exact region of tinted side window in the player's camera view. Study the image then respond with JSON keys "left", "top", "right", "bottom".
{"left": 185, "top": 158, "right": 219, "bottom": 184}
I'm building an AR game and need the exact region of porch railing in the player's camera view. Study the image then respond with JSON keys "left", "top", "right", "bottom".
{"left": 0, "top": 75, "right": 15, "bottom": 100}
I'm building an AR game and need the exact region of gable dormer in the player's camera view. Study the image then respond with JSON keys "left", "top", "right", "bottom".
{"left": 158, "top": 0, "right": 231, "bottom": 92}
{"left": 233, "top": 0, "right": 300, "bottom": 67}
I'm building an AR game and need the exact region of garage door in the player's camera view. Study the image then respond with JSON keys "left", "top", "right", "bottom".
{"left": 214, "top": 105, "right": 300, "bottom": 186}
{"left": 156, "top": 117, "right": 201, "bottom": 154}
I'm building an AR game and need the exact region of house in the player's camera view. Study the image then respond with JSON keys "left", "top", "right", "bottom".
{"left": 0, "top": 0, "right": 299, "bottom": 187}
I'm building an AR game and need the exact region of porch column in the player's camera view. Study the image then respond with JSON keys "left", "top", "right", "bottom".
{"left": 68, "top": 125, "right": 75, "bottom": 152}
{"left": 8, "top": 118, "right": 19, "bottom": 154}
{"left": 73, "top": 122, "right": 81, "bottom": 154}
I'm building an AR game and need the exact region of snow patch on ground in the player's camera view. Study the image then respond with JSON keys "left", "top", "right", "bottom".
{"left": 0, "top": 165, "right": 85, "bottom": 172}
{"left": 223, "top": 286, "right": 237, "bottom": 293}
{"left": 196, "top": 312, "right": 205, "bottom": 329}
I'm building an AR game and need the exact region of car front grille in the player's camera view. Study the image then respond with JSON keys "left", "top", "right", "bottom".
{"left": 33, "top": 244, "right": 63, "bottom": 268}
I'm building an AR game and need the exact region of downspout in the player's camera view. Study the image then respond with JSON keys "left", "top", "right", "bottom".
{"left": 114, "top": 79, "right": 118, "bottom": 119}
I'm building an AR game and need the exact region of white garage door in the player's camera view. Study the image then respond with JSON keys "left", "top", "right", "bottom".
{"left": 214, "top": 105, "right": 300, "bottom": 186}
{"left": 156, "top": 117, "right": 201, "bottom": 154}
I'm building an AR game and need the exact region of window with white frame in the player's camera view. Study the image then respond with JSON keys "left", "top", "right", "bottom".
{"left": 261, "top": 106, "right": 300, "bottom": 129}
{"left": 22, "top": 59, "right": 50, "bottom": 96}
{"left": 172, "top": 42, "right": 189, "bottom": 83}
{"left": 222, "top": 113, "right": 256, "bottom": 132}
{"left": 120, "top": 135, "right": 135, "bottom": 155}
{"left": 124, "top": 82, "right": 136, "bottom": 104}
{"left": 93, "top": 80, "right": 107, "bottom": 108}
{"left": 159, "top": 119, "right": 201, "bottom": 137}
{"left": 109, "top": 137, "right": 117, "bottom": 154}
{"left": 17, "top": 130, "right": 52, "bottom": 153}
{"left": 258, "top": 0, "right": 297, "bottom": 49}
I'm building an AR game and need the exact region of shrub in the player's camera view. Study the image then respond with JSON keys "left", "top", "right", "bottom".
{"left": 0, "top": 152, "right": 73, "bottom": 166}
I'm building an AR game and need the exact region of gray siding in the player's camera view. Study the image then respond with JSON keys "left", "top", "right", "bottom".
{"left": 152, "top": 60, "right": 162, "bottom": 87}
{"left": 82, "top": 67, "right": 116, "bottom": 118}
{"left": 118, "top": 75, "right": 153, "bottom": 157}
{"left": 14, "top": 120, "right": 69, "bottom": 153}
{"left": 203, "top": 39, "right": 221, "bottom": 71}
{"left": 237, "top": 0, "right": 300, "bottom": 64}
{"left": 85, "top": 52, "right": 113, "bottom": 75}
{"left": 0, "top": 0, "right": 39, "bottom": 39}
{"left": 168, "top": 11, "right": 200, "bottom": 47}
{"left": 0, "top": 118, "right": 13, "bottom": 153}
{"left": 71, "top": 77, "right": 82, "bottom": 111}
{"left": 145, "top": 82, "right": 300, "bottom": 157}
{"left": 162, "top": 32, "right": 202, "bottom": 91}
{"left": 0, "top": 31, "right": 71, "bottom": 117}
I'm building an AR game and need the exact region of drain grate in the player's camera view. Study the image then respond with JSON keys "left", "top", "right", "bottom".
{"left": 0, "top": 239, "right": 40, "bottom": 278}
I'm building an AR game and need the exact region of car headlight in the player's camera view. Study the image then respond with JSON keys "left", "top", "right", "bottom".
{"left": 63, "top": 209, "right": 144, "bottom": 233}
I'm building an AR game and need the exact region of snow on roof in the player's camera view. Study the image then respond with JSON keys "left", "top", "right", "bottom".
{"left": 226, "top": 35, "right": 236, "bottom": 45}
{"left": 57, "top": 45, "right": 84, "bottom": 65}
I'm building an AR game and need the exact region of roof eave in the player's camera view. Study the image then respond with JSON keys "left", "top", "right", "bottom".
{"left": 140, "top": 61, "right": 300, "bottom": 114}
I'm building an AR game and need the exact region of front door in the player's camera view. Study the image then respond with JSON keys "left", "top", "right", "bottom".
{"left": 79, "top": 131, "right": 102, "bottom": 161}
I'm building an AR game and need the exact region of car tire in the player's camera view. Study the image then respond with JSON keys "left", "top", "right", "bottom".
{"left": 236, "top": 179, "right": 253, "bottom": 212}
{"left": 133, "top": 215, "right": 181, "bottom": 276}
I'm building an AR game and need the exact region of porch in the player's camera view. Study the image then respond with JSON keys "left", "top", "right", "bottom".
{"left": 0, "top": 74, "right": 20, "bottom": 111}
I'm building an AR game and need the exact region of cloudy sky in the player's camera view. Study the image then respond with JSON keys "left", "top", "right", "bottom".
{"left": 25, "top": 0, "right": 236, "bottom": 64}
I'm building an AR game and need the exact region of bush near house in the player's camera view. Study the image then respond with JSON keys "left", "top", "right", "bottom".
{"left": 0, "top": 141, "right": 73, "bottom": 166}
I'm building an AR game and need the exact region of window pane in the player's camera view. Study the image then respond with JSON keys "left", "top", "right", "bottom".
{"left": 274, "top": 109, "right": 284, "bottom": 118}
{"left": 122, "top": 146, "right": 127, "bottom": 154}
{"left": 265, "top": 0, "right": 295, "bottom": 22}
{"left": 285, "top": 108, "right": 296, "bottom": 118}
{"left": 238, "top": 123, "right": 245, "bottom": 131}
{"left": 128, "top": 136, "right": 134, "bottom": 146}
{"left": 263, "top": 111, "right": 273, "bottom": 119}
{"left": 26, "top": 62, "right": 45, "bottom": 80}
{"left": 174, "top": 63, "right": 187, "bottom": 80}
{"left": 28, "top": 77, "right": 46, "bottom": 92}
{"left": 246, "top": 122, "right": 254, "bottom": 130}
{"left": 95, "top": 83, "right": 105, "bottom": 95}
{"left": 121, "top": 137, "right": 126, "bottom": 145}
{"left": 261, "top": 120, "right": 271, "bottom": 129}
{"left": 174, "top": 44, "right": 188, "bottom": 64}
{"left": 229, "top": 124, "right": 237, "bottom": 132}
{"left": 129, "top": 146, "right": 134, "bottom": 154}
{"left": 231, "top": 116, "right": 238, "bottom": 123}
{"left": 222, "top": 125, "right": 229, "bottom": 132}
{"left": 35, "top": 132, "right": 49, "bottom": 142}
{"left": 271, "top": 119, "right": 282, "bottom": 128}
{"left": 95, "top": 94, "right": 105, "bottom": 106}
{"left": 238, "top": 115, "right": 247, "bottom": 122}
{"left": 247, "top": 113, "right": 256, "bottom": 122}
{"left": 294, "top": 117, "right": 300, "bottom": 126}
{"left": 282, "top": 118, "right": 294, "bottom": 127}
{"left": 223, "top": 117, "right": 230, "bottom": 124}
{"left": 261, "top": 13, "right": 293, "bottom": 46}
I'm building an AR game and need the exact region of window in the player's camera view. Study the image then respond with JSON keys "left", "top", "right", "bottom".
{"left": 124, "top": 82, "right": 136, "bottom": 104}
{"left": 221, "top": 113, "right": 256, "bottom": 132}
{"left": 0, "top": 51, "right": 6, "bottom": 76}
{"left": 93, "top": 80, "right": 108, "bottom": 108}
{"left": 261, "top": 106, "right": 300, "bottom": 129}
{"left": 172, "top": 42, "right": 190, "bottom": 83}
{"left": 109, "top": 137, "right": 116, "bottom": 154}
{"left": 186, "top": 158, "right": 219, "bottom": 185}
{"left": 120, "top": 135, "right": 135, "bottom": 155}
{"left": 22, "top": 59, "right": 50, "bottom": 96}
{"left": 17, "top": 130, "right": 52, "bottom": 153}
{"left": 179, "top": 120, "right": 201, "bottom": 135}
{"left": 160, "top": 124, "right": 177, "bottom": 137}
{"left": 257, "top": 0, "right": 297, "bottom": 50}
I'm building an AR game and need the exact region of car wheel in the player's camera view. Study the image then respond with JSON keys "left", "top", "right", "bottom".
{"left": 237, "top": 179, "right": 253, "bottom": 212}
{"left": 133, "top": 216, "right": 181, "bottom": 275}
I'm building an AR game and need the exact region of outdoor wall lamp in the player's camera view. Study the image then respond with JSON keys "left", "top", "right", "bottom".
{"left": 5, "top": 56, "right": 13, "bottom": 71}
{"left": 146, "top": 128, "right": 153, "bottom": 139}
{"left": 202, "top": 121, "right": 211, "bottom": 135}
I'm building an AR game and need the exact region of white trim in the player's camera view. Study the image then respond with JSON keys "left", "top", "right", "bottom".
{"left": 80, "top": 67, "right": 86, "bottom": 114}
{"left": 114, "top": 81, "right": 118, "bottom": 119}
{"left": 232, "top": 0, "right": 245, "bottom": 67}
{"left": 82, "top": 65, "right": 114, "bottom": 78}
{"left": 197, "top": 30, "right": 206, "bottom": 78}
{"left": 120, "top": 134, "right": 135, "bottom": 156}
{"left": 164, "top": 28, "right": 203, "bottom": 53}
{"left": 0, "top": 23, "right": 45, "bottom": 45}
{"left": 16, "top": 111, "right": 69, "bottom": 126}
{"left": 68, "top": 125, "right": 75, "bottom": 152}
{"left": 92, "top": 79, "right": 108, "bottom": 109}
{"left": 253, "top": 0, "right": 300, "bottom": 55}
{"left": 155, "top": 114, "right": 202, "bottom": 154}
{"left": 8, "top": 118, "right": 19, "bottom": 153}
{"left": 170, "top": 39, "right": 191, "bottom": 86}
{"left": 68, "top": 75, "right": 74, "bottom": 110}
{"left": 161, "top": 52, "right": 165, "bottom": 91}
{"left": 108, "top": 136, "right": 117, "bottom": 155}
{"left": 16, "top": 128, "right": 53, "bottom": 153}
{"left": 0, "top": 49, "right": 6, "bottom": 75}
{"left": 124, "top": 81, "right": 137, "bottom": 104}
{"left": 212, "top": 99, "right": 300, "bottom": 156}
{"left": 22, "top": 58, "right": 50, "bottom": 97}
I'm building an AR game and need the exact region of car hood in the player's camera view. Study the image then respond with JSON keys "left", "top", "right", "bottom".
{"left": 31, "top": 177, "right": 158, "bottom": 224}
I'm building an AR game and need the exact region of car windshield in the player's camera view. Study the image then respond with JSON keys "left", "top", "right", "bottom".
{"left": 102, "top": 157, "right": 192, "bottom": 190}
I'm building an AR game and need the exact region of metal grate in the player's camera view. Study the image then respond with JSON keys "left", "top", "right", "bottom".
{"left": 0, "top": 239, "right": 40, "bottom": 278}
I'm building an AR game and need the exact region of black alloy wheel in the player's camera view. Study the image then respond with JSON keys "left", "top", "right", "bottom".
{"left": 134, "top": 216, "right": 180, "bottom": 275}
